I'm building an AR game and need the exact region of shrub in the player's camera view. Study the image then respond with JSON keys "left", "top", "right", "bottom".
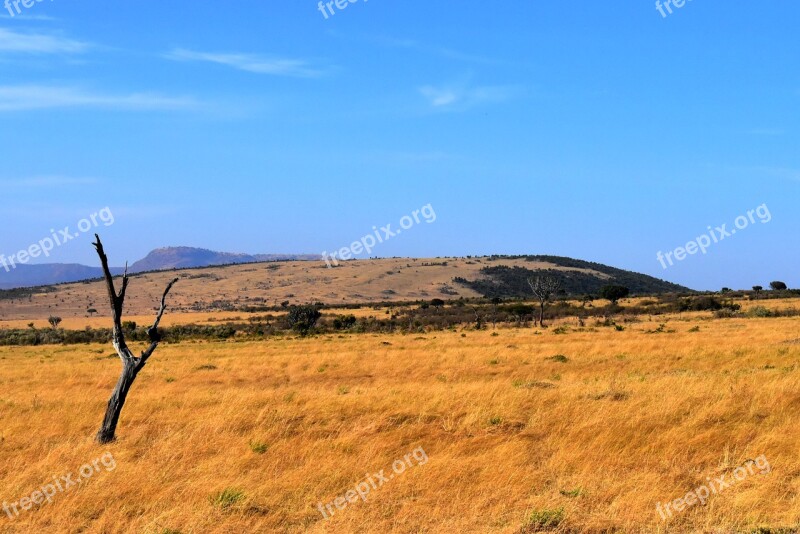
{"left": 286, "top": 305, "right": 322, "bottom": 335}
{"left": 748, "top": 306, "right": 773, "bottom": 318}
{"left": 332, "top": 314, "right": 357, "bottom": 330}
{"left": 249, "top": 441, "right": 269, "bottom": 454}
{"left": 714, "top": 309, "right": 741, "bottom": 319}
{"left": 679, "top": 296, "right": 723, "bottom": 312}
{"left": 599, "top": 285, "right": 630, "bottom": 304}
{"left": 210, "top": 488, "right": 245, "bottom": 511}
{"left": 523, "top": 507, "right": 564, "bottom": 531}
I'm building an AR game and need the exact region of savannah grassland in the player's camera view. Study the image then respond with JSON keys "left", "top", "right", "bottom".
{"left": 1, "top": 303, "right": 800, "bottom": 534}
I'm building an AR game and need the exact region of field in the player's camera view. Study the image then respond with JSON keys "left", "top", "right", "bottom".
{"left": 1, "top": 308, "right": 799, "bottom": 533}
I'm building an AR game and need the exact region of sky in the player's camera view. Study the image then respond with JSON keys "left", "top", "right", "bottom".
{"left": 0, "top": 1, "right": 798, "bottom": 291}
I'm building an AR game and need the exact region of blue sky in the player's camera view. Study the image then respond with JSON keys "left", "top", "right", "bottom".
{"left": 0, "top": 1, "right": 797, "bottom": 290}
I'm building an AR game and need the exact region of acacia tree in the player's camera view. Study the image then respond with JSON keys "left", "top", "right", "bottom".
{"left": 599, "top": 285, "right": 630, "bottom": 305}
{"left": 527, "top": 276, "right": 562, "bottom": 327}
{"left": 93, "top": 235, "right": 178, "bottom": 444}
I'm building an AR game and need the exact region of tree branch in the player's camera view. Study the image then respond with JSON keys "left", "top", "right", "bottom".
{"left": 118, "top": 262, "right": 129, "bottom": 303}
{"left": 93, "top": 234, "right": 121, "bottom": 322}
{"left": 93, "top": 234, "right": 129, "bottom": 358}
{"left": 139, "top": 277, "right": 179, "bottom": 367}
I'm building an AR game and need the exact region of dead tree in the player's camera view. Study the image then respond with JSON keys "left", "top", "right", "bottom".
{"left": 527, "top": 276, "right": 562, "bottom": 328}
{"left": 93, "top": 235, "right": 178, "bottom": 444}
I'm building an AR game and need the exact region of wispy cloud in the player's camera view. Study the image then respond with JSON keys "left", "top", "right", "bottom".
{"left": 165, "top": 48, "right": 325, "bottom": 77}
{"left": 0, "top": 176, "right": 98, "bottom": 188}
{"left": 0, "top": 85, "right": 199, "bottom": 111}
{"left": 420, "top": 87, "right": 459, "bottom": 107}
{"left": 419, "top": 83, "right": 520, "bottom": 111}
{"left": 0, "top": 28, "right": 89, "bottom": 54}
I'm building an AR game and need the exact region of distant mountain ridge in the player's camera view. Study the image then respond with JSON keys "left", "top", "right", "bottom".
{"left": 0, "top": 264, "right": 111, "bottom": 291}
{"left": 129, "top": 247, "right": 320, "bottom": 273}
{"left": 0, "top": 247, "right": 321, "bottom": 290}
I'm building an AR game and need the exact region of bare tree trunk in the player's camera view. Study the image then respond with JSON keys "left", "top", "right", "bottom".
{"left": 96, "top": 359, "right": 139, "bottom": 444}
{"left": 539, "top": 301, "right": 545, "bottom": 327}
{"left": 93, "top": 235, "right": 178, "bottom": 444}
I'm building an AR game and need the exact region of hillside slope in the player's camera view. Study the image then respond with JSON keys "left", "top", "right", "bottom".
{"left": 455, "top": 255, "right": 687, "bottom": 297}
{"left": 0, "top": 256, "right": 690, "bottom": 321}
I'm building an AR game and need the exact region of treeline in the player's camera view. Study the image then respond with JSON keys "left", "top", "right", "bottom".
{"left": 3, "top": 294, "right": 797, "bottom": 347}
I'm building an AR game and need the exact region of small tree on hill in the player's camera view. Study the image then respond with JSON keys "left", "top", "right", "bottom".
{"left": 527, "top": 276, "right": 562, "bottom": 327}
{"left": 599, "top": 285, "right": 630, "bottom": 305}
{"left": 490, "top": 297, "right": 502, "bottom": 329}
{"left": 48, "top": 316, "right": 62, "bottom": 329}
{"left": 770, "top": 281, "right": 787, "bottom": 291}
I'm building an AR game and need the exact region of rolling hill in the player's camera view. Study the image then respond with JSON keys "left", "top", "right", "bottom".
{"left": 0, "top": 255, "right": 690, "bottom": 321}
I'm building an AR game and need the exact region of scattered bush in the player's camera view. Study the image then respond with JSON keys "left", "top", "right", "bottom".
{"left": 332, "top": 314, "right": 357, "bottom": 330}
{"left": 209, "top": 488, "right": 246, "bottom": 511}
{"left": 249, "top": 441, "right": 268, "bottom": 454}
{"left": 748, "top": 306, "right": 774, "bottom": 318}
{"left": 522, "top": 507, "right": 564, "bottom": 531}
{"left": 286, "top": 305, "right": 322, "bottom": 335}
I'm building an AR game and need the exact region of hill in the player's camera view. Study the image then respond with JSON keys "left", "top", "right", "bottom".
{"left": 0, "top": 255, "right": 690, "bottom": 321}
{"left": 454, "top": 255, "right": 687, "bottom": 297}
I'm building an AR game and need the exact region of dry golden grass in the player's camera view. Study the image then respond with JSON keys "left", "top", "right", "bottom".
{"left": 1, "top": 314, "right": 799, "bottom": 533}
